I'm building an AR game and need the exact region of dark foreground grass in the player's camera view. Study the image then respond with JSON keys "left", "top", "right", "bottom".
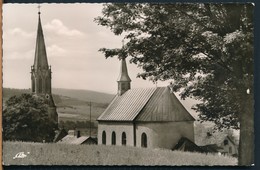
{"left": 3, "top": 141, "right": 237, "bottom": 166}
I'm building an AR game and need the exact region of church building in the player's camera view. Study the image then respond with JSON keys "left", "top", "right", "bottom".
{"left": 97, "top": 58, "right": 195, "bottom": 149}
{"left": 31, "top": 9, "right": 58, "bottom": 124}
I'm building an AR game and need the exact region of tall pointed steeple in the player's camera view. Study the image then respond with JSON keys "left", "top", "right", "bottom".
{"left": 117, "top": 58, "right": 131, "bottom": 95}
{"left": 31, "top": 9, "right": 52, "bottom": 95}
{"left": 34, "top": 11, "right": 49, "bottom": 70}
{"left": 31, "top": 7, "right": 58, "bottom": 123}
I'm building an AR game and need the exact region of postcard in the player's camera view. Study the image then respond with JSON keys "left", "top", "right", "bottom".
{"left": 2, "top": 3, "right": 254, "bottom": 166}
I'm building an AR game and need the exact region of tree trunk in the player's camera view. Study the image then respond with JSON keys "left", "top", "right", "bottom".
{"left": 238, "top": 92, "right": 254, "bottom": 165}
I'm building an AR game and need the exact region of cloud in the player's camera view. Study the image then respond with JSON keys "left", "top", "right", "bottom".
{"left": 44, "top": 19, "right": 84, "bottom": 36}
{"left": 6, "top": 27, "right": 35, "bottom": 38}
{"left": 3, "top": 29, "right": 34, "bottom": 60}
{"left": 3, "top": 28, "right": 35, "bottom": 56}
{"left": 4, "top": 49, "right": 34, "bottom": 60}
{"left": 47, "top": 44, "right": 67, "bottom": 57}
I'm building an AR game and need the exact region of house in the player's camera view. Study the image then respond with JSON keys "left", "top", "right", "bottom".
{"left": 58, "top": 130, "right": 97, "bottom": 145}
{"left": 218, "top": 135, "right": 238, "bottom": 156}
{"left": 97, "top": 58, "right": 195, "bottom": 149}
{"left": 53, "top": 128, "right": 68, "bottom": 143}
{"left": 195, "top": 122, "right": 239, "bottom": 156}
{"left": 173, "top": 137, "right": 205, "bottom": 153}
{"left": 198, "top": 133, "right": 238, "bottom": 156}
{"left": 200, "top": 144, "right": 222, "bottom": 153}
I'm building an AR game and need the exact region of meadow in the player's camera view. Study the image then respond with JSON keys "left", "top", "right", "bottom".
{"left": 56, "top": 93, "right": 108, "bottom": 136}
{"left": 3, "top": 141, "right": 237, "bottom": 166}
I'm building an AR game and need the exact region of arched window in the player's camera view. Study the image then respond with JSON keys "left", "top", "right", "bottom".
{"left": 141, "top": 133, "right": 147, "bottom": 148}
{"left": 122, "top": 132, "right": 126, "bottom": 146}
{"left": 112, "top": 131, "right": 116, "bottom": 145}
{"left": 102, "top": 131, "right": 106, "bottom": 145}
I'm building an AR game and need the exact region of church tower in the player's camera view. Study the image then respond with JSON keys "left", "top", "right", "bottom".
{"left": 117, "top": 58, "right": 131, "bottom": 95}
{"left": 31, "top": 9, "right": 58, "bottom": 123}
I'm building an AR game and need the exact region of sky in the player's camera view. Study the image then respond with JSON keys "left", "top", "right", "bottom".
{"left": 3, "top": 3, "right": 172, "bottom": 94}
{"left": 3, "top": 3, "right": 199, "bottom": 118}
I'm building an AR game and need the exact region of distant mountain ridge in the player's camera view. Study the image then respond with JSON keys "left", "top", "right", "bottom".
{"left": 52, "top": 88, "right": 114, "bottom": 104}
{"left": 3, "top": 88, "right": 30, "bottom": 101}
{"left": 3, "top": 88, "right": 115, "bottom": 104}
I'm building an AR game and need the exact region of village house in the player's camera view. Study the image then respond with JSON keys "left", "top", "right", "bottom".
{"left": 58, "top": 130, "right": 97, "bottom": 145}
{"left": 216, "top": 135, "right": 238, "bottom": 156}
{"left": 54, "top": 129, "right": 68, "bottom": 142}
{"left": 198, "top": 133, "right": 238, "bottom": 156}
{"left": 97, "top": 58, "right": 195, "bottom": 149}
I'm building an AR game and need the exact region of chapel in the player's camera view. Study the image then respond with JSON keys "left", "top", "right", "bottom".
{"left": 97, "top": 58, "right": 195, "bottom": 149}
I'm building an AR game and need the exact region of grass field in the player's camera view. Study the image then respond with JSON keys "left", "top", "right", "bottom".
{"left": 57, "top": 104, "right": 105, "bottom": 121}
{"left": 3, "top": 141, "right": 237, "bottom": 166}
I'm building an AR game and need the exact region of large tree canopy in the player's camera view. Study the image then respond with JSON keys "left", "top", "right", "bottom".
{"left": 95, "top": 3, "right": 254, "bottom": 165}
{"left": 3, "top": 93, "right": 57, "bottom": 142}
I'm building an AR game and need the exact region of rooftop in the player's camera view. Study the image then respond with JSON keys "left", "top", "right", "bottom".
{"left": 58, "top": 135, "right": 96, "bottom": 145}
{"left": 98, "top": 87, "right": 195, "bottom": 122}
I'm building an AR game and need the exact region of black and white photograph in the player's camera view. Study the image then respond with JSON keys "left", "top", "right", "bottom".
{"left": 2, "top": 3, "right": 254, "bottom": 166}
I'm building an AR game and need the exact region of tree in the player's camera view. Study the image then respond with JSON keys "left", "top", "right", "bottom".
{"left": 95, "top": 3, "right": 254, "bottom": 165}
{"left": 3, "top": 93, "right": 57, "bottom": 142}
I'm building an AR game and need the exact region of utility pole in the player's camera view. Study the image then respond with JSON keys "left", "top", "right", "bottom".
{"left": 89, "top": 101, "right": 92, "bottom": 137}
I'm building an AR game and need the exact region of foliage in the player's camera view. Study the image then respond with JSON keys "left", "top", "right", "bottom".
{"left": 95, "top": 3, "right": 253, "bottom": 129}
{"left": 3, "top": 141, "right": 237, "bottom": 165}
{"left": 3, "top": 93, "right": 57, "bottom": 142}
{"left": 194, "top": 122, "right": 239, "bottom": 146}
{"left": 59, "top": 120, "right": 95, "bottom": 130}
{"left": 2, "top": 88, "right": 30, "bottom": 102}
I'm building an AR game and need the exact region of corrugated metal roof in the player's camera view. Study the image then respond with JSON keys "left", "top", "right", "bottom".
{"left": 97, "top": 88, "right": 156, "bottom": 121}
{"left": 136, "top": 87, "right": 195, "bottom": 121}
{"left": 97, "top": 87, "right": 195, "bottom": 122}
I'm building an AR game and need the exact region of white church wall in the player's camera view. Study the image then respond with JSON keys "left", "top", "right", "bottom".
{"left": 98, "top": 122, "right": 134, "bottom": 146}
{"left": 135, "top": 121, "right": 194, "bottom": 149}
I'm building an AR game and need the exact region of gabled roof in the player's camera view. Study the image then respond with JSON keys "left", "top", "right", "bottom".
{"left": 197, "top": 134, "right": 237, "bottom": 146}
{"left": 97, "top": 87, "right": 195, "bottom": 122}
{"left": 98, "top": 88, "right": 156, "bottom": 121}
{"left": 173, "top": 137, "right": 205, "bottom": 153}
{"left": 58, "top": 135, "right": 96, "bottom": 145}
{"left": 53, "top": 129, "right": 68, "bottom": 142}
{"left": 136, "top": 87, "right": 194, "bottom": 122}
{"left": 70, "top": 136, "right": 91, "bottom": 145}
{"left": 200, "top": 144, "right": 222, "bottom": 153}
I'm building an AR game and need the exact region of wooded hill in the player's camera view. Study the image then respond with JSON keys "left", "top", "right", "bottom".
{"left": 3, "top": 88, "right": 114, "bottom": 104}
{"left": 3, "top": 88, "right": 114, "bottom": 136}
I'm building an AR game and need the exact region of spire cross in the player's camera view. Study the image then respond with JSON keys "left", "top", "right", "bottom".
{"left": 37, "top": 5, "right": 41, "bottom": 15}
